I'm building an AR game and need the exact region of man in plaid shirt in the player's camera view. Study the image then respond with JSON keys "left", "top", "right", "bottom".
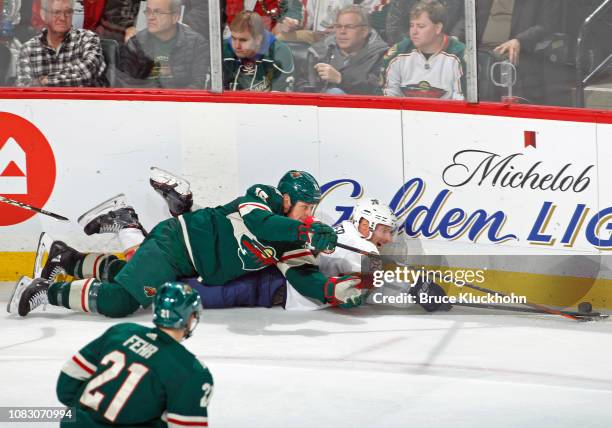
{"left": 17, "top": 0, "right": 107, "bottom": 87}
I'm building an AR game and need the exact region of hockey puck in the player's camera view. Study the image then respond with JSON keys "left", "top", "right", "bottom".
{"left": 578, "top": 302, "right": 593, "bottom": 313}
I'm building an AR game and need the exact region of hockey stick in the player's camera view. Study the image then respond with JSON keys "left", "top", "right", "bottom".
{"left": 459, "top": 281, "right": 584, "bottom": 322}
{"left": 454, "top": 302, "right": 608, "bottom": 320}
{"left": 334, "top": 244, "right": 589, "bottom": 322}
{"left": 0, "top": 196, "right": 69, "bottom": 221}
{"left": 336, "top": 242, "right": 382, "bottom": 259}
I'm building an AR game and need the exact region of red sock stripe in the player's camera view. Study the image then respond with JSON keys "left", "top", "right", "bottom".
{"left": 92, "top": 254, "right": 103, "bottom": 279}
{"left": 80, "top": 278, "right": 93, "bottom": 312}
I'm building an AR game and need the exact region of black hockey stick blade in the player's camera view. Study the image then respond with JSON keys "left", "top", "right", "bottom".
{"left": 454, "top": 302, "right": 609, "bottom": 321}
{"left": 0, "top": 195, "right": 69, "bottom": 221}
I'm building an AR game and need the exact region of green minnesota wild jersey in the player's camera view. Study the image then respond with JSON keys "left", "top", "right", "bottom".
{"left": 178, "top": 184, "right": 328, "bottom": 303}
{"left": 57, "top": 323, "right": 213, "bottom": 428}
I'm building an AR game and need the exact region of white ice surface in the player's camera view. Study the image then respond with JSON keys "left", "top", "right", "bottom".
{"left": 1, "top": 284, "right": 612, "bottom": 428}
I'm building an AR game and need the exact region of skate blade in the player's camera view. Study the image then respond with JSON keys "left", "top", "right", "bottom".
{"left": 77, "top": 194, "right": 128, "bottom": 229}
{"left": 7, "top": 276, "right": 32, "bottom": 314}
{"left": 150, "top": 166, "right": 191, "bottom": 195}
{"left": 33, "top": 232, "right": 54, "bottom": 278}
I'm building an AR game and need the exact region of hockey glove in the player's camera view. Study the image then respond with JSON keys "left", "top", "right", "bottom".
{"left": 298, "top": 217, "right": 338, "bottom": 252}
{"left": 324, "top": 275, "right": 362, "bottom": 308}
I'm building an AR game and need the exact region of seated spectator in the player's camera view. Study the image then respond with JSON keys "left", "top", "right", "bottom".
{"left": 450, "top": 0, "right": 561, "bottom": 103}
{"left": 298, "top": 5, "right": 388, "bottom": 95}
{"left": 16, "top": 0, "right": 107, "bottom": 87}
{"left": 92, "top": 0, "right": 140, "bottom": 43}
{"left": 382, "top": 0, "right": 465, "bottom": 99}
{"left": 277, "top": 0, "right": 391, "bottom": 44}
{"left": 385, "top": 0, "right": 463, "bottom": 45}
{"left": 223, "top": 10, "right": 294, "bottom": 91}
{"left": 225, "top": 0, "right": 302, "bottom": 33}
{"left": 117, "top": 0, "right": 210, "bottom": 89}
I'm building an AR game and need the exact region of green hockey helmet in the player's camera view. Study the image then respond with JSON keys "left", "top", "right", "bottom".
{"left": 153, "top": 282, "right": 202, "bottom": 339}
{"left": 277, "top": 170, "right": 321, "bottom": 205}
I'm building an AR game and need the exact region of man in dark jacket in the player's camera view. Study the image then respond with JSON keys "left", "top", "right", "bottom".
{"left": 117, "top": 0, "right": 210, "bottom": 88}
{"left": 451, "top": 0, "right": 562, "bottom": 103}
{"left": 298, "top": 4, "right": 388, "bottom": 95}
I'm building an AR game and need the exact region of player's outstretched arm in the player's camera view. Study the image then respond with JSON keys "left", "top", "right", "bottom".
{"left": 277, "top": 251, "right": 362, "bottom": 308}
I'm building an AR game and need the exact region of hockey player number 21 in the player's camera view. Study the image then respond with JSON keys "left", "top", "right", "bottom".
{"left": 80, "top": 350, "right": 150, "bottom": 422}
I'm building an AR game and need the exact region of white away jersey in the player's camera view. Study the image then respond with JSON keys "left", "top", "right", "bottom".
{"left": 285, "top": 221, "right": 378, "bottom": 311}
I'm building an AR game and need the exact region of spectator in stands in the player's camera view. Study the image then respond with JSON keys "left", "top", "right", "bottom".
{"left": 16, "top": 0, "right": 107, "bottom": 87}
{"left": 297, "top": 4, "right": 387, "bottom": 95}
{"left": 450, "top": 0, "right": 561, "bottom": 103}
{"left": 116, "top": 0, "right": 210, "bottom": 89}
{"left": 223, "top": 10, "right": 294, "bottom": 91}
{"left": 225, "top": 0, "right": 303, "bottom": 33}
{"left": 182, "top": 0, "right": 210, "bottom": 38}
{"left": 382, "top": 0, "right": 465, "bottom": 99}
{"left": 92, "top": 0, "right": 140, "bottom": 43}
{"left": 277, "top": 0, "right": 391, "bottom": 44}
{"left": 385, "top": 0, "right": 463, "bottom": 45}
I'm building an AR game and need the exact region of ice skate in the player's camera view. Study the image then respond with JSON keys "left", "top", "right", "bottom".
{"left": 39, "top": 237, "right": 80, "bottom": 281}
{"left": 7, "top": 277, "right": 49, "bottom": 316}
{"left": 77, "top": 194, "right": 143, "bottom": 235}
{"left": 7, "top": 276, "right": 33, "bottom": 314}
{"left": 150, "top": 166, "right": 193, "bottom": 216}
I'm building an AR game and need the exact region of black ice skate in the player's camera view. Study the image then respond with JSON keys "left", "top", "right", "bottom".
{"left": 150, "top": 167, "right": 193, "bottom": 217}
{"left": 7, "top": 276, "right": 50, "bottom": 316}
{"left": 78, "top": 194, "right": 144, "bottom": 235}
{"left": 39, "top": 237, "right": 80, "bottom": 281}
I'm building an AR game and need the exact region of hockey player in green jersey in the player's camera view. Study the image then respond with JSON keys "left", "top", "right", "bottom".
{"left": 56, "top": 281, "right": 213, "bottom": 427}
{"left": 10, "top": 170, "right": 363, "bottom": 318}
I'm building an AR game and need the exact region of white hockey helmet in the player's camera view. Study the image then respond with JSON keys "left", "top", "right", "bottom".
{"left": 351, "top": 199, "right": 397, "bottom": 239}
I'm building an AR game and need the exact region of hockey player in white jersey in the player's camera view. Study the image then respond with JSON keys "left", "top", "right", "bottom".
{"left": 285, "top": 198, "right": 451, "bottom": 311}
{"left": 285, "top": 198, "right": 394, "bottom": 309}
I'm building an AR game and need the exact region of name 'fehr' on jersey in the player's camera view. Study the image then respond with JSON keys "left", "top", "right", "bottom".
{"left": 123, "top": 335, "right": 159, "bottom": 359}
{"left": 285, "top": 220, "right": 379, "bottom": 311}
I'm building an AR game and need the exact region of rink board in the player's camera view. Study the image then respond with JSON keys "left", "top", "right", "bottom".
{"left": 1, "top": 96, "right": 612, "bottom": 308}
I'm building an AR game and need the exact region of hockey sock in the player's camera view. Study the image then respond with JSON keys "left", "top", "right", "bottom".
{"left": 48, "top": 279, "right": 103, "bottom": 313}
{"left": 48, "top": 279, "right": 139, "bottom": 317}
{"left": 73, "top": 253, "right": 119, "bottom": 281}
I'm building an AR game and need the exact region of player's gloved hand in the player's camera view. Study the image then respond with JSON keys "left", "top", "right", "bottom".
{"left": 298, "top": 216, "right": 337, "bottom": 252}
{"left": 324, "top": 275, "right": 362, "bottom": 308}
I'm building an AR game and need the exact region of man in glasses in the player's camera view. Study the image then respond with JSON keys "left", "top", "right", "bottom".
{"left": 298, "top": 5, "right": 388, "bottom": 95}
{"left": 117, "top": 0, "right": 209, "bottom": 89}
{"left": 16, "top": 0, "right": 107, "bottom": 87}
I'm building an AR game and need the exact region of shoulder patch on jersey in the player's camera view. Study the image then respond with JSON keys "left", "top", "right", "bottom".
{"left": 237, "top": 235, "right": 278, "bottom": 270}
{"left": 254, "top": 187, "right": 270, "bottom": 202}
